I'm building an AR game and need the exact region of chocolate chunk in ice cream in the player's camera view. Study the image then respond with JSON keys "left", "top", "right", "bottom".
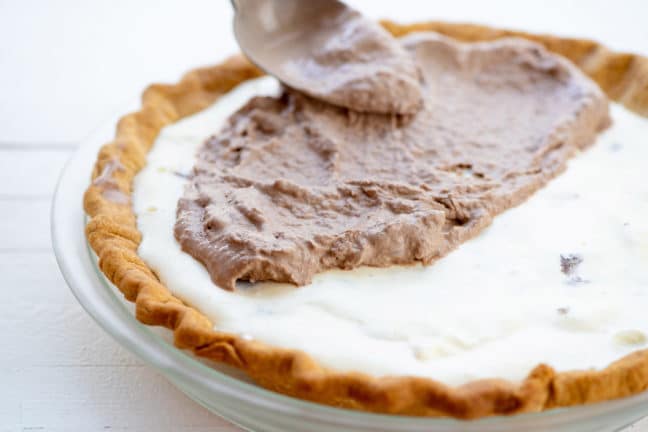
{"left": 560, "top": 253, "right": 584, "bottom": 276}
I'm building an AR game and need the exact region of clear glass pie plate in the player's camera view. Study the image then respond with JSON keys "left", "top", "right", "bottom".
{"left": 52, "top": 105, "right": 648, "bottom": 432}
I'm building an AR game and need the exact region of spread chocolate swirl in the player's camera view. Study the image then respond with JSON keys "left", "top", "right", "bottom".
{"left": 175, "top": 34, "right": 610, "bottom": 290}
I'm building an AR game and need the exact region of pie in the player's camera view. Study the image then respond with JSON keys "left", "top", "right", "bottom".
{"left": 84, "top": 20, "right": 648, "bottom": 419}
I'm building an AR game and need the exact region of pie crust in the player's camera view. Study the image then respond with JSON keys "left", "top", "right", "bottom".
{"left": 84, "top": 21, "right": 648, "bottom": 418}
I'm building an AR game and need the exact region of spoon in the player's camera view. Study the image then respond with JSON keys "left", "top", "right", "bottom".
{"left": 230, "top": 0, "right": 422, "bottom": 115}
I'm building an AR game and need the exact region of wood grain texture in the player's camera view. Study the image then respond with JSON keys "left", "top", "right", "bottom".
{"left": 0, "top": 150, "right": 70, "bottom": 197}
{"left": 0, "top": 200, "right": 52, "bottom": 251}
{"left": 1, "top": 0, "right": 648, "bottom": 430}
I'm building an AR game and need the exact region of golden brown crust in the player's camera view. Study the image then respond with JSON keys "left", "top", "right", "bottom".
{"left": 84, "top": 22, "right": 648, "bottom": 419}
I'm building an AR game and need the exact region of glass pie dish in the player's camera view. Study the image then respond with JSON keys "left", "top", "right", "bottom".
{"left": 52, "top": 104, "right": 648, "bottom": 432}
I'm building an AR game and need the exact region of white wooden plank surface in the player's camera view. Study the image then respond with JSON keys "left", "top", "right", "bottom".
{"left": 0, "top": 150, "right": 70, "bottom": 197}
{"left": 2, "top": 0, "right": 648, "bottom": 431}
{"left": 0, "top": 200, "right": 52, "bottom": 251}
{"left": 0, "top": 0, "right": 237, "bottom": 144}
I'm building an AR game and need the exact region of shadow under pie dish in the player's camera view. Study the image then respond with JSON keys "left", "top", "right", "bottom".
{"left": 82, "top": 20, "right": 648, "bottom": 419}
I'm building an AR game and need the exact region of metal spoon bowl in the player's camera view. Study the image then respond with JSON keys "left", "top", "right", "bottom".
{"left": 230, "top": 0, "right": 423, "bottom": 114}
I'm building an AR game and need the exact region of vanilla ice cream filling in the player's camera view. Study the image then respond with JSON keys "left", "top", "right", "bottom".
{"left": 133, "top": 76, "right": 648, "bottom": 386}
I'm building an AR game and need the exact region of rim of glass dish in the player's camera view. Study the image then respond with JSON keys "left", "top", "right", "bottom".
{"left": 51, "top": 102, "right": 648, "bottom": 430}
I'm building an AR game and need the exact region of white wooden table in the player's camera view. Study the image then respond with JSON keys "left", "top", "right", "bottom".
{"left": 2, "top": 1, "right": 648, "bottom": 430}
